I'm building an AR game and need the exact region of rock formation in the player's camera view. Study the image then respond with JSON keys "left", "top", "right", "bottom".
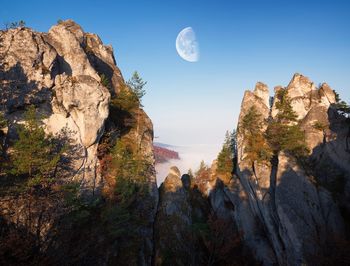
{"left": 154, "top": 167, "right": 194, "bottom": 265}
{"left": 0, "top": 20, "right": 157, "bottom": 265}
{"left": 1, "top": 20, "right": 349, "bottom": 266}
{"left": 0, "top": 20, "right": 111, "bottom": 194}
{"left": 225, "top": 73, "right": 350, "bottom": 265}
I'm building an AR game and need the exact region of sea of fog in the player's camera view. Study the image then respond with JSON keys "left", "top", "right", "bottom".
{"left": 155, "top": 144, "right": 220, "bottom": 186}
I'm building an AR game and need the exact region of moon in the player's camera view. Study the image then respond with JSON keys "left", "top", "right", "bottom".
{"left": 176, "top": 27, "right": 199, "bottom": 62}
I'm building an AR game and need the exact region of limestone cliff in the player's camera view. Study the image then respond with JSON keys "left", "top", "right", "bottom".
{"left": 154, "top": 167, "right": 194, "bottom": 265}
{"left": 0, "top": 20, "right": 158, "bottom": 265}
{"left": 0, "top": 20, "right": 111, "bottom": 194}
{"left": 227, "top": 74, "right": 350, "bottom": 265}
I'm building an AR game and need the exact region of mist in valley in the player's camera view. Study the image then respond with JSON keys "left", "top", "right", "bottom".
{"left": 155, "top": 144, "right": 220, "bottom": 186}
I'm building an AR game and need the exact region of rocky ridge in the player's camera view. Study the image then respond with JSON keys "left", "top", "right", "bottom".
{"left": 1, "top": 20, "right": 349, "bottom": 266}
{"left": 0, "top": 20, "right": 157, "bottom": 265}
{"left": 225, "top": 74, "right": 349, "bottom": 265}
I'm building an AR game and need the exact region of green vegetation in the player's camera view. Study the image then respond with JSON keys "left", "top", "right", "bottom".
{"left": 100, "top": 74, "right": 111, "bottom": 90}
{"left": 240, "top": 106, "right": 272, "bottom": 165}
{"left": 266, "top": 89, "right": 308, "bottom": 158}
{"left": 333, "top": 89, "right": 350, "bottom": 117}
{"left": 10, "top": 106, "right": 65, "bottom": 186}
{"left": 313, "top": 121, "right": 327, "bottom": 132}
{"left": 111, "top": 86, "right": 140, "bottom": 113}
{"left": 111, "top": 139, "right": 149, "bottom": 205}
{"left": 0, "top": 112, "right": 6, "bottom": 129}
{"left": 127, "top": 71, "right": 147, "bottom": 105}
{"left": 98, "top": 69, "right": 151, "bottom": 240}
{"left": 108, "top": 71, "right": 147, "bottom": 113}
{"left": 5, "top": 20, "right": 26, "bottom": 29}
{"left": 239, "top": 89, "right": 308, "bottom": 176}
{"left": 216, "top": 130, "right": 237, "bottom": 176}
{"left": 195, "top": 160, "right": 210, "bottom": 180}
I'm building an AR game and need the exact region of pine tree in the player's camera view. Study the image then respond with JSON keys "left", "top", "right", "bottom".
{"left": 266, "top": 89, "right": 308, "bottom": 157}
{"left": 333, "top": 89, "right": 350, "bottom": 117}
{"left": 11, "top": 106, "right": 64, "bottom": 184}
{"left": 216, "top": 130, "right": 237, "bottom": 176}
{"left": 195, "top": 160, "right": 210, "bottom": 181}
{"left": 240, "top": 106, "right": 272, "bottom": 165}
{"left": 127, "top": 71, "right": 147, "bottom": 106}
{"left": 111, "top": 138, "right": 148, "bottom": 206}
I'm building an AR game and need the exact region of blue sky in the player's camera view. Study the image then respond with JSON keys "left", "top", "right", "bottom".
{"left": 1, "top": 0, "right": 350, "bottom": 150}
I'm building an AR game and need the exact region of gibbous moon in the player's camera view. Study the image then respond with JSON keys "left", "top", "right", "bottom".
{"left": 176, "top": 27, "right": 199, "bottom": 62}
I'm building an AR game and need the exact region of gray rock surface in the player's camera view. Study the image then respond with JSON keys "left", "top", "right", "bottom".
{"left": 229, "top": 73, "right": 349, "bottom": 265}
{"left": 154, "top": 166, "right": 194, "bottom": 265}
{"left": 0, "top": 20, "right": 158, "bottom": 265}
{"left": 0, "top": 20, "right": 111, "bottom": 195}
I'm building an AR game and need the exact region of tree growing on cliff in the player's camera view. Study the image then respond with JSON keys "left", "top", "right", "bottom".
{"left": 111, "top": 138, "right": 149, "bottom": 206}
{"left": 216, "top": 130, "right": 237, "bottom": 177}
{"left": 333, "top": 89, "right": 350, "bottom": 118}
{"left": 11, "top": 106, "right": 64, "bottom": 185}
{"left": 240, "top": 106, "right": 272, "bottom": 166}
{"left": 127, "top": 71, "right": 146, "bottom": 105}
{"left": 4, "top": 20, "right": 26, "bottom": 29}
{"left": 266, "top": 89, "right": 308, "bottom": 158}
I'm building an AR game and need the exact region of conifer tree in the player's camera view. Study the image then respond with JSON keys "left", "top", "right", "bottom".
{"left": 127, "top": 71, "right": 147, "bottom": 106}
{"left": 266, "top": 89, "right": 308, "bottom": 157}
{"left": 240, "top": 106, "right": 272, "bottom": 166}
{"left": 217, "top": 130, "right": 236, "bottom": 175}
{"left": 11, "top": 106, "right": 64, "bottom": 184}
{"left": 112, "top": 139, "right": 148, "bottom": 206}
{"left": 195, "top": 160, "right": 210, "bottom": 181}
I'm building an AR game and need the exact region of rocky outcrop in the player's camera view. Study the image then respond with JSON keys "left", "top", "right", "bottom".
{"left": 0, "top": 20, "right": 158, "bottom": 265}
{"left": 0, "top": 20, "right": 111, "bottom": 194}
{"left": 228, "top": 73, "right": 350, "bottom": 265}
{"left": 154, "top": 167, "right": 211, "bottom": 265}
{"left": 154, "top": 167, "right": 194, "bottom": 265}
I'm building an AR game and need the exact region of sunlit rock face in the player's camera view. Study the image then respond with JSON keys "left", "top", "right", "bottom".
{"left": 0, "top": 20, "right": 158, "bottom": 265}
{"left": 0, "top": 20, "right": 111, "bottom": 194}
{"left": 229, "top": 73, "right": 349, "bottom": 265}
